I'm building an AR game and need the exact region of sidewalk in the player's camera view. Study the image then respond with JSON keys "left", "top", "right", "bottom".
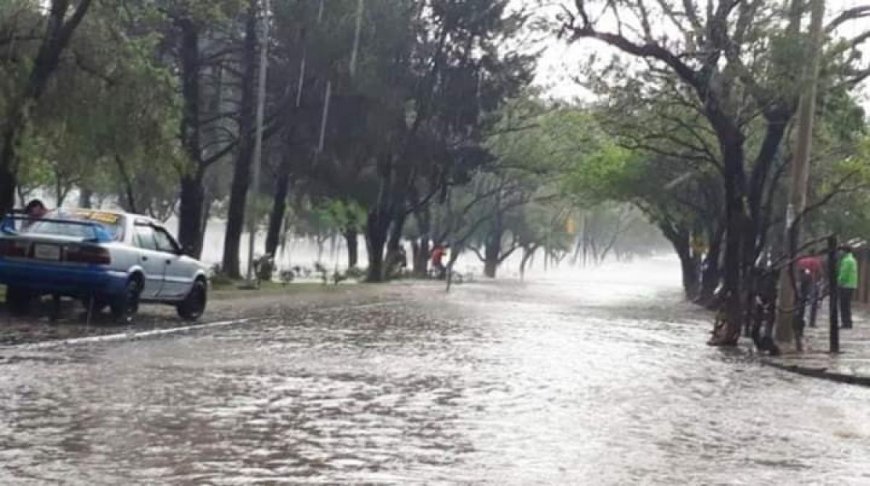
{"left": 762, "top": 307, "right": 870, "bottom": 386}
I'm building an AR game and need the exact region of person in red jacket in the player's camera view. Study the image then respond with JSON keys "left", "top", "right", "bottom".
{"left": 431, "top": 244, "right": 447, "bottom": 280}
{"left": 796, "top": 255, "right": 825, "bottom": 328}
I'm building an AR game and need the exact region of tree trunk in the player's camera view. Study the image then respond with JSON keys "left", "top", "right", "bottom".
{"left": 200, "top": 192, "right": 213, "bottom": 250}
{"left": 344, "top": 228, "right": 358, "bottom": 268}
{"left": 329, "top": 233, "right": 338, "bottom": 262}
{"left": 366, "top": 152, "right": 407, "bottom": 282}
{"left": 383, "top": 210, "right": 407, "bottom": 277}
{"left": 711, "top": 136, "right": 750, "bottom": 346}
{"left": 221, "top": 0, "right": 259, "bottom": 279}
{"left": 411, "top": 240, "right": 420, "bottom": 272}
{"left": 78, "top": 188, "right": 93, "bottom": 208}
{"left": 581, "top": 214, "right": 590, "bottom": 267}
{"left": 698, "top": 227, "right": 724, "bottom": 305}
{"left": 590, "top": 238, "right": 600, "bottom": 266}
{"left": 265, "top": 154, "right": 291, "bottom": 257}
{"left": 660, "top": 223, "right": 698, "bottom": 300}
{"left": 55, "top": 177, "right": 65, "bottom": 208}
{"left": 115, "top": 155, "right": 139, "bottom": 213}
{"left": 483, "top": 230, "right": 502, "bottom": 279}
{"left": 571, "top": 235, "right": 582, "bottom": 266}
{"left": 0, "top": 121, "right": 23, "bottom": 214}
{"left": 176, "top": 19, "right": 205, "bottom": 258}
{"left": 365, "top": 208, "right": 390, "bottom": 282}
{"left": 676, "top": 244, "right": 700, "bottom": 301}
{"left": 387, "top": 211, "right": 405, "bottom": 253}
{"left": 413, "top": 237, "right": 430, "bottom": 277}
{"left": 178, "top": 172, "right": 205, "bottom": 257}
{"left": 519, "top": 245, "right": 537, "bottom": 281}
{"left": 316, "top": 234, "right": 325, "bottom": 262}
{"left": 412, "top": 207, "right": 431, "bottom": 277}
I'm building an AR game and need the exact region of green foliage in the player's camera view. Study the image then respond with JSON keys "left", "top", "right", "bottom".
{"left": 562, "top": 141, "right": 636, "bottom": 205}
{"left": 810, "top": 134, "right": 870, "bottom": 238}
{"left": 289, "top": 198, "right": 365, "bottom": 240}
{"left": 2, "top": 0, "right": 183, "bottom": 213}
{"left": 562, "top": 0, "right": 870, "bottom": 271}
{"left": 322, "top": 199, "right": 366, "bottom": 231}
{"left": 511, "top": 201, "right": 573, "bottom": 254}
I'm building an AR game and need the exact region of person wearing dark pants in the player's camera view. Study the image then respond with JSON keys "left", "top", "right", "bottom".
{"left": 840, "top": 288, "right": 854, "bottom": 329}
{"left": 797, "top": 256, "right": 824, "bottom": 328}
{"left": 795, "top": 270, "right": 813, "bottom": 337}
{"left": 838, "top": 246, "right": 858, "bottom": 329}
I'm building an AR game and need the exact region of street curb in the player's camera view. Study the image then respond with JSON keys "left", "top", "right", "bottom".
{"left": 0, "top": 317, "right": 256, "bottom": 351}
{"left": 760, "top": 358, "right": 870, "bottom": 388}
{"left": 0, "top": 300, "right": 400, "bottom": 352}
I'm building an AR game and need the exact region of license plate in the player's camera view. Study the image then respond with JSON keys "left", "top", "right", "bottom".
{"left": 33, "top": 244, "right": 61, "bottom": 260}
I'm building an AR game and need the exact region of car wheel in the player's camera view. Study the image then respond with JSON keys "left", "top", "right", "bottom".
{"left": 177, "top": 280, "right": 207, "bottom": 322}
{"left": 110, "top": 278, "right": 141, "bottom": 324}
{"left": 6, "top": 286, "right": 32, "bottom": 316}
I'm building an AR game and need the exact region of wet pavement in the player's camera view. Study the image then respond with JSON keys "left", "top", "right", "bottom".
{"left": 1, "top": 261, "right": 870, "bottom": 484}
{"left": 765, "top": 314, "right": 870, "bottom": 386}
{"left": 0, "top": 284, "right": 382, "bottom": 346}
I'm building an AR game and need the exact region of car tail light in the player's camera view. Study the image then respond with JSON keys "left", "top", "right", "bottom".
{"left": 0, "top": 239, "right": 27, "bottom": 258}
{"left": 66, "top": 245, "right": 111, "bottom": 265}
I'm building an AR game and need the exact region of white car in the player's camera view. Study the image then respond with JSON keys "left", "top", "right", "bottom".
{"left": 0, "top": 208, "right": 209, "bottom": 322}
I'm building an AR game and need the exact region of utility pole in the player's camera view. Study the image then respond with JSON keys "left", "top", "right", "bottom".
{"left": 774, "top": 0, "right": 825, "bottom": 350}
{"left": 246, "top": 0, "right": 271, "bottom": 283}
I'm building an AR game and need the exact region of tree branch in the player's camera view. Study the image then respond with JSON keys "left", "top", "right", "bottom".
{"left": 470, "top": 245, "right": 486, "bottom": 263}
{"left": 825, "top": 5, "right": 870, "bottom": 33}
{"left": 498, "top": 240, "right": 521, "bottom": 264}
{"left": 566, "top": 11, "right": 699, "bottom": 90}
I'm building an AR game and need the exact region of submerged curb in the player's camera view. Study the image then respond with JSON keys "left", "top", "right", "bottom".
{"left": 0, "top": 317, "right": 256, "bottom": 351}
{"left": 760, "top": 357, "right": 870, "bottom": 388}
{"left": 0, "top": 300, "right": 400, "bottom": 352}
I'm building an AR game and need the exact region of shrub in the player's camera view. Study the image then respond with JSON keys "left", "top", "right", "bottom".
{"left": 254, "top": 254, "right": 275, "bottom": 283}
{"left": 344, "top": 267, "right": 366, "bottom": 280}
{"left": 209, "top": 264, "right": 234, "bottom": 288}
{"left": 279, "top": 269, "right": 295, "bottom": 285}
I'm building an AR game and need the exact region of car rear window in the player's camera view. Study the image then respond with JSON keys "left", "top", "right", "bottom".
{"left": 24, "top": 209, "right": 126, "bottom": 241}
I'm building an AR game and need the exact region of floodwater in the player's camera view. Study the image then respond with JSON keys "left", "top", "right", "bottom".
{"left": 1, "top": 260, "right": 869, "bottom": 485}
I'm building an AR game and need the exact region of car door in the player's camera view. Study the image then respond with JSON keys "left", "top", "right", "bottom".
{"left": 132, "top": 223, "right": 165, "bottom": 299}
{"left": 153, "top": 226, "right": 192, "bottom": 300}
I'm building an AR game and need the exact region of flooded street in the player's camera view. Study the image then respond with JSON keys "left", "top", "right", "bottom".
{"left": 1, "top": 260, "right": 869, "bottom": 484}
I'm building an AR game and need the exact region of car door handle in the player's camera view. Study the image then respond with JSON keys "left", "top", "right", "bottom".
{"left": 166, "top": 259, "right": 172, "bottom": 265}
{"left": 141, "top": 256, "right": 148, "bottom": 262}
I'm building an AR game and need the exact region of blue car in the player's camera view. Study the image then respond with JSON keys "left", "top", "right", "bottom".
{"left": 0, "top": 209, "right": 209, "bottom": 322}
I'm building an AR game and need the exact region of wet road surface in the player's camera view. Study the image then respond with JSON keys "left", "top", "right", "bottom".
{"left": 1, "top": 261, "right": 869, "bottom": 484}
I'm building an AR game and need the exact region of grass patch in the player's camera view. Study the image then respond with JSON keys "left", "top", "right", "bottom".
{"left": 210, "top": 281, "right": 334, "bottom": 300}
{"left": 210, "top": 279, "right": 316, "bottom": 292}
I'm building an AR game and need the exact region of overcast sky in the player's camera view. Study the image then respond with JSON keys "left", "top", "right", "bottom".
{"left": 531, "top": 0, "right": 870, "bottom": 108}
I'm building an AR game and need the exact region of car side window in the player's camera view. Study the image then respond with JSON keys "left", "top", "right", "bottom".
{"left": 153, "top": 227, "right": 180, "bottom": 254}
{"left": 134, "top": 225, "right": 158, "bottom": 251}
